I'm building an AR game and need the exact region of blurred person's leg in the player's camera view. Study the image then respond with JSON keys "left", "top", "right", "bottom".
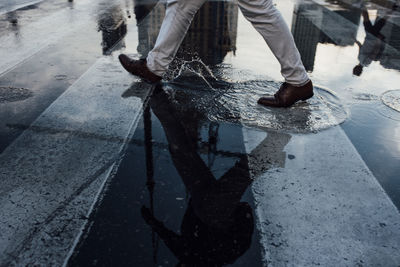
{"left": 146, "top": 0, "right": 207, "bottom": 76}
{"left": 238, "top": 0, "right": 308, "bottom": 86}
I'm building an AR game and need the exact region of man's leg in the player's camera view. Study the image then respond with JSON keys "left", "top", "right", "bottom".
{"left": 238, "top": 0, "right": 313, "bottom": 107}
{"left": 146, "top": 0, "right": 207, "bottom": 76}
{"left": 238, "top": 0, "right": 309, "bottom": 86}
{"left": 119, "top": 0, "right": 206, "bottom": 82}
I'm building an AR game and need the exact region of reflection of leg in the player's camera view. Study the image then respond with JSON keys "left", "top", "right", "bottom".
{"left": 373, "top": 17, "right": 387, "bottom": 33}
{"left": 149, "top": 88, "right": 222, "bottom": 225}
{"left": 147, "top": 0, "right": 207, "bottom": 76}
{"left": 202, "top": 131, "right": 291, "bottom": 226}
{"left": 238, "top": 0, "right": 308, "bottom": 85}
{"left": 363, "top": 20, "right": 373, "bottom": 32}
{"left": 216, "top": 156, "right": 251, "bottom": 206}
{"left": 199, "top": 156, "right": 252, "bottom": 226}
{"left": 149, "top": 88, "right": 252, "bottom": 228}
{"left": 362, "top": 10, "right": 373, "bottom": 32}
{"left": 246, "top": 131, "right": 291, "bottom": 178}
{"left": 148, "top": 87, "right": 215, "bottom": 194}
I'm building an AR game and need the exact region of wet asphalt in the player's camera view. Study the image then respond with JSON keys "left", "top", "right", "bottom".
{"left": 1, "top": 0, "right": 400, "bottom": 266}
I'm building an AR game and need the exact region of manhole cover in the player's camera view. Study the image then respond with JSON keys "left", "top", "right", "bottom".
{"left": 381, "top": 90, "right": 400, "bottom": 112}
{"left": 0, "top": 86, "right": 33, "bottom": 103}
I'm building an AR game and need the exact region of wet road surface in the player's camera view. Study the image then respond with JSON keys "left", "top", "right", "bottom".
{"left": 0, "top": 0, "right": 400, "bottom": 266}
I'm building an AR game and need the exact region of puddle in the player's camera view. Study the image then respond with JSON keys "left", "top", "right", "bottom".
{"left": 0, "top": 86, "right": 33, "bottom": 103}
{"left": 381, "top": 90, "right": 400, "bottom": 113}
{"left": 69, "top": 93, "right": 263, "bottom": 267}
{"left": 166, "top": 70, "right": 348, "bottom": 133}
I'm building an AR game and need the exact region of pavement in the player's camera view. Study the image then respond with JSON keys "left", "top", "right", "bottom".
{"left": 0, "top": 0, "right": 400, "bottom": 266}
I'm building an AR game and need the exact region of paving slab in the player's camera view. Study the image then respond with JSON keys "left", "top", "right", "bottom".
{"left": 0, "top": 0, "right": 44, "bottom": 15}
{"left": 0, "top": 56, "right": 151, "bottom": 266}
{"left": 0, "top": 0, "right": 107, "bottom": 76}
{"left": 244, "top": 126, "right": 400, "bottom": 266}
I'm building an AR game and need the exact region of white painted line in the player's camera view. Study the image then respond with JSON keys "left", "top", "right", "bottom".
{"left": 243, "top": 126, "right": 400, "bottom": 266}
{"left": 0, "top": 0, "right": 44, "bottom": 16}
{"left": 0, "top": 0, "right": 103, "bottom": 76}
{"left": 0, "top": 55, "right": 151, "bottom": 265}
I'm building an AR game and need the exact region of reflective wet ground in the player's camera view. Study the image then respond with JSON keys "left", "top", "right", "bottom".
{"left": 0, "top": 0, "right": 400, "bottom": 266}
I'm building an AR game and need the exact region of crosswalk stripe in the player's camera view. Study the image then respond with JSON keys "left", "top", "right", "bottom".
{"left": 244, "top": 126, "right": 400, "bottom": 266}
{"left": 0, "top": 0, "right": 44, "bottom": 16}
{"left": 0, "top": 0, "right": 105, "bottom": 76}
{"left": 0, "top": 52, "right": 152, "bottom": 265}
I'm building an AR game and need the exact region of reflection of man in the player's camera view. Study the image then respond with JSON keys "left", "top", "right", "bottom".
{"left": 119, "top": 0, "right": 314, "bottom": 108}
{"left": 353, "top": 6, "right": 397, "bottom": 76}
{"left": 140, "top": 85, "right": 291, "bottom": 265}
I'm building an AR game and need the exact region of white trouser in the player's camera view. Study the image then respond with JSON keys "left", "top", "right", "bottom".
{"left": 146, "top": 0, "right": 309, "bottom": 86}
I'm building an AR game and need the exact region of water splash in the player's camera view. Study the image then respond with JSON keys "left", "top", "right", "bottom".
{"left": 165, "top": 71, "right": 348, "bottom": 133}
{"left": 164, "top": 56, "right": 219, "bottom": 87}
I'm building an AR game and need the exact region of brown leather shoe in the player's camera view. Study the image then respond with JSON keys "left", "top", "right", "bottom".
{"left": 118, "top": 54, "right": 162, "bottom": 83}
{"left": 257, "top": 80, "right": 313, "bottom": 108}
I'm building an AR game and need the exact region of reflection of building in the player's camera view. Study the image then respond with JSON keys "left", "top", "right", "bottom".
{"left": 319, "top": 6, "right": 361, "bottom": 46}
{"left": 291, "top": 3, "right": 322, "bottom": 71}
{"left": 135, "top": 2, "right": 166, "bottom": 58}
{"left": 135, "top": 1, "right": 238, "bottom": 65}
{"left": 291, "top": 2, "right": 361, "bottom": 71}
{"left": 181, "top": 1, "right": 238, "bottom": 65}
{"left": 378, "top": 8, "right": 400, "bottom": 71}
{"left": 98, "top": 7, "right": 127, "bottom": 55}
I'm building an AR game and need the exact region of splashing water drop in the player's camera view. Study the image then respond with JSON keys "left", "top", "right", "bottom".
{"left": 164, "top": 72, "right": 348, "bottom": 133}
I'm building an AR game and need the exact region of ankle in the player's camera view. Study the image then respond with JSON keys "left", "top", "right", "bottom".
{"left": 289, "top": 79, "right": 311, "bottom": 87}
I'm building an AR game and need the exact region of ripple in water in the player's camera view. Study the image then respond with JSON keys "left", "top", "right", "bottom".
{"left": 235, "top": 81, "right": 347, "bottom": 133}
{"left": 381, "top": 90, "right": 400, "bottom": 113}
{"left": 166, "top": 72, "right": 348, "bottom": 133}
{"left": 353, "top": 93, "right": 379, "bottom": 101}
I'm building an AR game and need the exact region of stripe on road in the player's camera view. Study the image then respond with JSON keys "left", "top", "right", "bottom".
{"left": 244, "top": 126, "right": 400, "bottom": 266}
{"left": 0, "top": 56, "right": 152, "bottom": 266}
{"left": 0, "top": 0, "right": 117, "bottom": 76}
{"left": 0, "top": 0, "right": 44, "bottom": 16}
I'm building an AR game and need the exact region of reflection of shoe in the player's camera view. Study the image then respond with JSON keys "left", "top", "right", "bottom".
{"left": 118, "top": 54, "right": 162, "bottom": 83}
{"left": 258, "top": 80, "right": 313, "bottom": 108}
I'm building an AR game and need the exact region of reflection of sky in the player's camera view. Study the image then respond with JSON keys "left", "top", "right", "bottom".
{"left": 382, "top": 123, "right": 400, "bottom": 159}
{"left": 226, "top": 12, "right": 281, "bottom": 81}
{"left": 313, "top": 44, "right": 400, "bottom": 97}
{"left": 394, "top": 126, "right": 400, "bottom": 158}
